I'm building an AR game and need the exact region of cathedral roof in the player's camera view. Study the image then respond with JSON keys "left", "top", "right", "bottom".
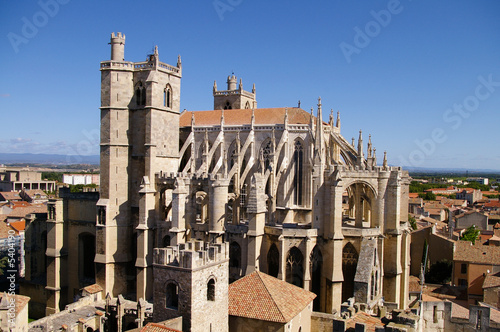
{"left": 228, "top": 271, "right": 315, "bottom": 323}
{"left": 180, "top": 107, "right": 313, "bottom": 127}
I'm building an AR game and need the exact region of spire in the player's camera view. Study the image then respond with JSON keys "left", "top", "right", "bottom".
{"left": 357, "top": 130, "right": 364, "bottom": 164}
{"left": 329, "top": 109, "right": 334, "bottom": 127}
{"left": 252, "top": 83, "right": 256, "bottom": 94}
{"left": 177, "top": 54, "right": 182, "bottom": 68}
{"left": 383, "top": 151, "right": 388, "bottom": 168}
{"left": 367, "top": 134, "right": 372, "bottom": 158}
{"left": 336, "top": 110, "right": 341, "bottom": 129}
{"left": 220, "top": 109, "right": 225, "bottom": 127}
{"left": 310, "top": 107, "right": 314, "bottom": 129}
{"left": 239, "top": 78, "right": 243, "bottom": 90}
{"left": 271, "top": 127, "right": 276, "bottom": 151}
{"left": 284, "top": 107, "right": 289, "bottom": 128}
{"left": 373, "top": 148, "right": 377, "bottom": 166}
{"left": 213, "top": 80, "right": 217, "bottom": 92}
{"left": 314, "top": 97, "right": 324, "bottom": 163}
{"left": 154, "top": 45, "right": 158, "bottom": 55}
{"left": 352, "top": 137, "right": 355, "bottom": 146}
{"left": 191, "top": 112, "right": 195, "bottom": 127}
{"left": 251, "top": 108, "right": 255, "bottom": 128}
{"left": 298, "top": 100, "right": 301, "bottom": 108}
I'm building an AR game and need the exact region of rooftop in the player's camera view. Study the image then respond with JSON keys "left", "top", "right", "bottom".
{"left": 453, "top": 241, "right": 500, "bottom": 265}
{"left": 228, "top": 271, "right": 315, "bottom": 323}
{"left": 180, "top": 107, "right": 317, "bottom": 127}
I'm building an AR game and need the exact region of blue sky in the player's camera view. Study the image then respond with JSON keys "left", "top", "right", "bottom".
{"left": 1, "top": 0, "right": 499, "bottom": 170}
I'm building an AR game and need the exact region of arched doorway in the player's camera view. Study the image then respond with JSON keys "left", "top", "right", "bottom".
{"left": 342, "top": 242, "right": 358, "bottom": 303}
{"left": 286, "top": 247, "right": 304, "bottom": 287}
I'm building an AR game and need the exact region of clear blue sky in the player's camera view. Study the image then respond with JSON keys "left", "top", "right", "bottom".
{"left": 1, "top": 0, "right": 499, "bottom": 170}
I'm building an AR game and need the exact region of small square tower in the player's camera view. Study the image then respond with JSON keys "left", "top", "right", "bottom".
{"left": 153, "top": 241, "right": 229, "bottom": 332}
{"left": 213, "top": 75, "right": 256, "bottom": 110}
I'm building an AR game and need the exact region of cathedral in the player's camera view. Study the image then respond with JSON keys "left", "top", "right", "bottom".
{"left": 25, "top": 32, "right": 412, "bottom": 330}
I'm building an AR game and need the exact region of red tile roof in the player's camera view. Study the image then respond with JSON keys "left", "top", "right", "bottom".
{"left": 82, "top": 284, "right": 103, "bottom": 294}
{"left": 0, "top": 222, "right": 16, "bottom": 238}
{"left": 346, "top": 312, "right": 385, "bottom": 331}
{"left": 140, "top": 323, "right": 182, "bottom": 332}
{"left": 7, "top": 204, "right": 47, "bottom": 218}
{"left": 228, "top": 271, "right": 315, "bottom": 323}
{"left": 180, "top": 107, "right": 315, "bottom": 127}
{"left": 0, "top": 192, "right": 22, "bottom": 201}
{"left": 8, "top": 220, "right": 25, "bottom": 232}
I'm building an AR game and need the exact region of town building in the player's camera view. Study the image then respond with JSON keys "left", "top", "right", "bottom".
{"left": 0, "top": 167, "right": 56, "bottom": 192}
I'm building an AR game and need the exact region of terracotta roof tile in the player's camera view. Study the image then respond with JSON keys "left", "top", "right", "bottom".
{"left": 346, "top": 312, "right": 385, "bottom": 331}
{"left": 0, "top": 222, "right": 15, "bottom": 238}
{"left": 82, "top": 284, "right": 103, "bottom": 294}
{"left": 180, "top": 107, "right": 314, "bottom": 127}
{"left": 483, "top": 272, "right": 500, "bottom": 289}
{"left": 228, "top": 271, "right": 315, "bottom": 323}
{"left": 7, "top": 204, "right": 47, "bottom": 218}
{"left": 453, "top": 241, "right": 500, "bottom": 265}
{"left": 140, "top": 323, "right": 182, "bottom": 332}
{"left": 0, "top": 192, "right": 22, "bottom": 201}
{"left": 9, "top": 220, "right": 25, "bottom": 232}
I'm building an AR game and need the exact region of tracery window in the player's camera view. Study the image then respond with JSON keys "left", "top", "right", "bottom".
{"left": 286, "top": 247, "right": 304, "bottom": 287}
{"left": 293, "top": 140, "right": 304, "bottom": 205}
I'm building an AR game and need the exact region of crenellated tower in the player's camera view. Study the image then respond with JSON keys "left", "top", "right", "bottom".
{"left": 98, "top": 32, "right": 182, "bottom": 301}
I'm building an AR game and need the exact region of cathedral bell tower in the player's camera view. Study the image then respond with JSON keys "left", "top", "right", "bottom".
{"left": 213, "top": 74, "right": 257, "bottom": 110}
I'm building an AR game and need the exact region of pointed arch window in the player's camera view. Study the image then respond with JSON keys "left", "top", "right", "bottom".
{"left": 135, "top": 82, "right": 146, "bottom": 106}
{"left": 164, "top": 84, "right": 172, "bottom": 108}
{"left": 293, "top": 140, "right": 304, "bottom": 206}
{"left": 286, "top": 246, "right": 304, "bottom": 287}
{"left": 267, "top": 244, "right": 279, "bottom": 278}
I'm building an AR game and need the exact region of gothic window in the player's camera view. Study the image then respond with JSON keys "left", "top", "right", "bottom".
{"left": 310, "top": 246, "right": 322, "bottom": 311}
{"left": 245, "top": 101, "right": 250, "bottom": 109}
{"left": 166, "top": 282, "right": 179, "bottom": 309}
{"left": 164, "top": 84, "right": 172, "bottom": 108}
{"left": 267, "top": 244, "right": 279, "bottom": 278}
{"left": 286, "top": 247, "right": 304, "bottom": 287}
{"left": 342, "top": 243, "right": 358, "bottom": 303}
{"left": 135, "top": 82, "right": 146, "bottom": 106}
{"left": 224, "top": 101, "right": 232, "bottom": 110}
{"left": 260, "top": 140, "right": 272, "bottom": 170}
{"left": 293, "top": 140, "right": 304, "bottom": 205}
{"left": 207, "top": 279, "right": 215, "bottom": 301}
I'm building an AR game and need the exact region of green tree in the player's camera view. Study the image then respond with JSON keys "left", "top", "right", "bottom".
{"left": 460, "top": 225, "right": 480, "bottom": 244}
{"left": 418, "top": 192, "right": 436, "bottom": 201}
{"left": 408, "top": 215, "right": 417, "bottom": 230}
{"left": 425, "top": 259, "right": 452, "bottom": 284}
{"left": 0, "top": 256, "right": 8, "bottom": 276}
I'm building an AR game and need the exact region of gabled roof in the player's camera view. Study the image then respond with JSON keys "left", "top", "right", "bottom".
{"left": 483, "top": 272, "right": 500, "bottom": 289}
{"left": 9, "top": 220, "right": 25, "bottom": 232}
{"left": 0, "top": 192, "right": 21, "bottom": 201}
{"left": 180, "top": 107, "right": 315, "bottom": 127}
{"left": 228, "top": 271, "right": 315, "bottom": 323}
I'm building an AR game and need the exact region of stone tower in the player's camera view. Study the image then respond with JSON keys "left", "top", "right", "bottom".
{"left": 98, "top": 32, "right": 182, "bottom": 300}
{"left": 213, "top": 75, "right": 257, "bottom": 110}
{"left": 153, "top": 241, "right": 229, "bottom": 332}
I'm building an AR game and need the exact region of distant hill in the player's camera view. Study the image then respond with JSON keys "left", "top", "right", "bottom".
{"left": 0, "top": 153, "right": 99, "bottom": 165}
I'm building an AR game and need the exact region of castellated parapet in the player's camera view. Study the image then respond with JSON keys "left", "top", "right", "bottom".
{"left": 153, "top": 241, "right": 229, "bottom": 270}
{"left": 153, "top": 241, "right": 229, "bottom": 332}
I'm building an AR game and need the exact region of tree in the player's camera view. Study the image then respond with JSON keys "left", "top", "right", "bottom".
{"left": 425, "top": 259, "right": 452, "bottom": 284}
{"left": 460, "top": 225, "right": 480, "bottom": 244}
{"left": 419, "top": 192, "right": 436, "bottom": 201}
{"left": 0, "top": 256, "right": 8, "bottom": 276}
{"left": 408, "top": 215, "right": 417, "bottom": 230}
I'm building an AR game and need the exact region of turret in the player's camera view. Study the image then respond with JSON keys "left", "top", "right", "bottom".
{"left": 110, "top": 32, "right": 125, "bottom": 61}
{"left": 227, "top": 75, "right": 237, "bottom": 90}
